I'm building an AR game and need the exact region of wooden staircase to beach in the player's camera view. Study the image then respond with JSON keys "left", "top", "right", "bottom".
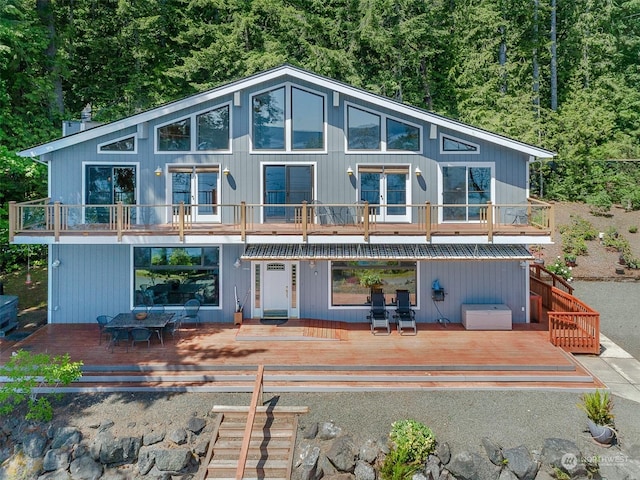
{"left": 199, "top": 365, "right": 309, "bottom": 480}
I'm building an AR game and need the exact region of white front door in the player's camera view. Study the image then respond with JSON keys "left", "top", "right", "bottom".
{"left": 252, "top": 261, "right": 299, "bottom": 319}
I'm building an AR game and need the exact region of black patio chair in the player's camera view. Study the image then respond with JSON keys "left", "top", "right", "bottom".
{"left": 367, "top": 291, "right": 390, "bottom": 335}
{"left": 393, "top": 289, "right": 417, "bottom": 335}
{"left": 96, "top": 315, "right": 113, "bottom": 345}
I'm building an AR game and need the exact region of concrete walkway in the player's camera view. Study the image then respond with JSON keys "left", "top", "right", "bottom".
{"left": 576, "top": 333, "right": 640, "bottom": 403}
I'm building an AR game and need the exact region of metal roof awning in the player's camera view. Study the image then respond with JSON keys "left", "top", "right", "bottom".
{"left": 241, "top": 244, "right": 534, "bottom": 261}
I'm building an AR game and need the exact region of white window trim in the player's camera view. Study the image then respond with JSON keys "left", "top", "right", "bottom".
{"left": 129, "top": 244, "right": 223, "bottom": 311}
{"left": 165, "top": 163, "right": 222, "bottom": 223}
{"left": 439, "top": 133, "right": 480, "bottom": 155}
{"left": 437, "top": 161, "right": 495, "bottom": 223}
{"left": 249, "top": 82, "right": 328, "bottom": 154}
{"left": 81, "top": 161, "right": 140, "bottom": 224}
{"left": 345, "top": 102, "right": 423, "bottom": 154}
{"left": 97, "top": 134, "right": 137, "bottom": 154}
{"left": 355, "top": 163, "right": 413, "bottom": 222}
{"left": 327, "top": 260, "right": 421, "bottom": 310}
{"left": 259, "top": 161, "right": 318, "bottom": 224}
{"left": 154, "top": 101, "right": 233, "bottom": 154}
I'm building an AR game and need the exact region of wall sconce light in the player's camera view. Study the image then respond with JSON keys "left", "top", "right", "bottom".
{"left": 415, "top": 166, "right": 422, "bottom": 177}
{"left": 233, "top": 258, "right": 241, "bottom": 269}
{"left": 347, "top": 166, "right": 353, "bottom": 176}
{"left": 154, "top": 166, "right": 162, "bottom": 176}
{"left": 519, "top": 260, "right": 529, "bottom": 269}
{"left": 309, "top": 260, "right": 316, "bottom": 269}
{"left": 52, "top": 259, "right": 61, "bottom": 268}
{"left": 223, "top": 166, "right": 230, "bottom": 176}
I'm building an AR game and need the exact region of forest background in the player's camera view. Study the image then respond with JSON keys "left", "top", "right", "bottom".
{"left": 1, "top": 0, "right": 640, "bottom": 271}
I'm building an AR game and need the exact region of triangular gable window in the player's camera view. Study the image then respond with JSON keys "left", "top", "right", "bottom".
{"left": 441, "top": 135, "right": 479, "bottom": 153}
{"left": 98, "top": 136, "right": 135, "bottom": 153}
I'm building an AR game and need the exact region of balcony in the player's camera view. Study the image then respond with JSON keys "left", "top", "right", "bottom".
{"left": 9, "top": 198, "right": 553, "bottom": 244}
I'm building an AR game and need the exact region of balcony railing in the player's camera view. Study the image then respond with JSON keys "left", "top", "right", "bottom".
{"left": 9, "top": 198, "right": 553, "bottom": 243}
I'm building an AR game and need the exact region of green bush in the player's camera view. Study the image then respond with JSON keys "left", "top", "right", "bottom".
{"left": 0, "top": 350, "right": 83, "bottom": 422}
{"left": 578, "top": 389, "right": 614, "bottom": 426}
{"left": 629, "top": 226, "right": 638, "bottom": 234}
{"left": 586, "top": 192, "right": 612, "bottom": 216}
{"left": 546, "top": 258, "right": 573, "bottom": 281}
{"left": 381, "top": 419, "right": 436, "bottom": 480}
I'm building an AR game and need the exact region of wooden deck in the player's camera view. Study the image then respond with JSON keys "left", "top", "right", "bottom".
{"left": 0, "top": 319, "right": 603, "bottom": 392}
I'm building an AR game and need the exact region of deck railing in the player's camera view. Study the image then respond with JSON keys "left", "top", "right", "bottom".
{"left": 9, "top": 198, "right": 553, "bottom": 243}
{"left": 530, "top": 266, "right": 599, "bottom": 355}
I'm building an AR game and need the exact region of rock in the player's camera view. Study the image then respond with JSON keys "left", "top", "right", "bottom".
{"left": 153, "top": 447, "right": 191, "bottom": 472}
{"left": 137, "top": 446, "right": 156, "bottom": 476}
{"left": 318, "top": 421, "right": 343, "bottom": 440}
{"left": 50, "top": 427, "right": 82, "bottom": 450}
{"left": 498, "top": 469, "right": 518, "bottom": 480}
{"left": 1, "top": 451, "right": 43, "bottom": 479}
{"left": 193, "top": 437, "right": 210, "bottom": 456}
{"left": 69, "top": 454, "right": 103, "bottom": 480}
{"left": 143, "top": 428, "right": 165, "bottom": 446}
{"left": 167, "top": 427, "right": 187, "bottom": 445}
{"left": 297, "top": 443, "right": 321, "bottom": 480}
{"left": 90, "top": 431, "right": 141, "bottom": 465}
{"left": 541, "top": 438, "right": 586, "bottom": 478}
{"left": 326, "top": 436, "right": 357, "bottom": 472}
{"left": 413, "top": 472, "right": 428, "bottom": 480}
{"left": 425, "top": 454, "right": 441, "bottom": 479}
{"left": 186, "top": 417, "right": 206, "bottom": 434}
{"left": 22, "top": 431, "right": 48, "bottom": 458}
{"left": 318, "top": 453, "right": 338, "bottom": 478}
{"left": 354, "top": 460, "right": 376, "bottom": 480}
{"left": 303, "top": 422, "right": 319, "bottom": 440}
{"left": 502, "top": 445, "right": 538, "bottom": 480}
{"left": 481, "top": 437, "right": 504, "bottom": 466}
{"left": 447, "top": 451, "right": 501, "bottom": 480}
{"left": 37, "top": 469, "right": 72, "bottom": 480}
{"left": 98, "top": 420, "right": 115, "bottom": 432}
{"left": 43, "top": 448, "right": 70, "bottom": 472}
{"left": 436, "top": 442, "right": 451, "bottom": 465}
{"left": 359, "top": 439, "right": 379, "bottom": 464}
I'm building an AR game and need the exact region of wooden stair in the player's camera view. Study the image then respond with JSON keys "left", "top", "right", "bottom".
{"left": 204, "top": 406, "right": 308, "bottom": 480}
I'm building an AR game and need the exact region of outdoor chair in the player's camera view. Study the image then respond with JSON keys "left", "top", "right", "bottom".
{"left": 148, "top": 305, "right": 165, "bottom": 315}
{"left": 96, "top": 315, "right": 113, "bottom": 345}
{"left": 393, "top": 290, "right": 417, "bottom": 335}
{"left": 182, "top": 298, "right": 201, "bottom": 325}
{"left": 367, "top": 291, "right": 390, "bottom": 335}
{"left": 163, "top": 318, "right": 181, "bottom": 341}
{"left": 130, "top": 327, "right": 152, "bottom": 349}
{"left": 107, "top": 328, "right": 129, "bottom": 353}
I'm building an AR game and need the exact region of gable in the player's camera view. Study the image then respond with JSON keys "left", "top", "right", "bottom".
{"left": 18, "top": 64, "right": 555, "bottom": 159}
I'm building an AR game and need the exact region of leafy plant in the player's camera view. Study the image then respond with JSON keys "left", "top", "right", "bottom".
{"left": 564, "top": 253, "right": 576, "bottom": 264}
{"left": 578, "top": 389, "right": 614, "bottom": 427}
{"left": 586, "top": 192, "right": 612, "bottom": 216}
{"left": 546, "top": 258, "right": 573, "bottom": 282}
{"left": 359, "top": 270, "right": 384, "bottom": 288}
{"left": 629, "top": 226, "right": 638, "bottom": 234}
{"left": 380, "top": 419, "right": 436, "bottom": 480}
{"left": 0, "top": 350, "right": 83, "bottom": 422}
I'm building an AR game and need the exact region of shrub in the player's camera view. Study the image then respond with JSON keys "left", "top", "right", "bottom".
{"left": 381, "top": 419, "right": 436, "bottom": 480}
{"left": 0, "top": 350, "right": 83, "bottom": 422}
{"left": 546, "top": 257, "right": 573, "bottom": 282}
{"left": 578, "top": 389, "right": 614, "bottom": 426}
{"left": 629, "top": 226, "right": 638, "bottom": 234}
{"left": 586, "top": 192, "right": 612, "bottom": 216}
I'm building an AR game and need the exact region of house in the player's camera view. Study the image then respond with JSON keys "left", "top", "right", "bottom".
{"left": 12, "top": 64, "right": 556, "bottom": 327}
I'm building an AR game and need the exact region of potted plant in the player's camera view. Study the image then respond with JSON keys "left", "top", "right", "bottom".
{"left": 530, "top": 245, "right": 545, "bottom": 265}
{"left": 564, "top": 253, "right": 577, "bottom": 267}
{"left": 578, "top": 389, "right": 616, "bottom": 445}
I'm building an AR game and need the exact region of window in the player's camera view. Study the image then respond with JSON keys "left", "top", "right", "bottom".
{"left": 331, "top": 261, "right": 417, "bottom": 306}
{"left": 263, "top": 164, "right": 314, "bottom": 222}
{"left": 156, "top": 103, "right": 231, "bottom": 153}
{"left": 440, "top": 164, "right": 493, "bottom": 221}
{"left": 133, "top": 247, "right": 219, "bottom": 306}
{"left": 85, "top": 165, "right": 136, "bottom": 223}
{"left": 347, "top": 104, "right": 421, "bottom": 152}
{"left": 169, "top": 165, "right": 220, "bottom": 221}
{"left": 441, "top": 134, "right": 479, "bottom": 154}
{"left": 358, "top": 166, "right": 410, "bottom": 221}
{"left": 197, "top": 105, "right": 230, "bottom": 150}
{"left": 251, "top": 84, "right": 326, "bottom": 152}
{"left": 98, "top": 135, "right": 136, "bottom": 153}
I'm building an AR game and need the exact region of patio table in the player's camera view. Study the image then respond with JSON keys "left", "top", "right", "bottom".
{"left": 108, "top": 312, "right": 175, "bottom": 346}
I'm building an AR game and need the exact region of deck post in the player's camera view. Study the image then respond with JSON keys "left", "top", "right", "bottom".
{"left": 8, "top": 201, "right": 16, "bottom": 243}
{"left": 178, "top": 202, "right": 185, "bottom": 242}
{"left": 548, "top": 202, "right": 555, "bottom": 235}
{"left": 486, "top": 201, "right": 493, "bottom": 242}
{"left": 240, "top": 201, "right": 246, "bottom": 242}
{"left": 425, "top": 201, "right": 431, "bottom": 242}
{"left": 116, "top": 202, "right": 123, "bottom": 242}
{"left": 363, "top": 201, "right": 370, "bottom": 241}
{"left": 301, "top": 201, "right": 308, "bottom": 242}
{"left": 54, "top": 201, "right": 61, "bottom": 242}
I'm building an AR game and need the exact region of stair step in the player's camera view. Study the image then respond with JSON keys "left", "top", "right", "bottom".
{"left": 212, "top": 448, "right": 291, "bottom": 459}
{"left": 217, "top": 429, "right": 294, "bottom": 439}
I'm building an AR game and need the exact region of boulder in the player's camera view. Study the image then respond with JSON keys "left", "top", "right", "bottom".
{"left": 435, "top": 442, "right": 451, "bottom": 465}
{"left": 359, "top": 439, "right": 379, "bottom": 464}
{"left": 153, "top": 447, "right": 191, "bottom": 472}
{"left": 447, "top": 451, "right": 501, "bottom": 480}
{"left": 541, "top": 438, "right": 586, "bottom": 478}
{"left": 326, "top": 436, "right": 357, "bottom": 472}
{"left": 354, "top": 460, "right": 376, "bottom": 480}
{"left": 303, "top": 422, "right": 319, "bottom": 440}
{"left": 22, "top": 431, "right": 48, "bottom": 458}
{"left": 69, "top": 454, "right": 103, "bottom": 480}
{"left": 37, "top": 469, "right": 72, "bottom": 480}
{"left": 137, "top": 446, "right": 156, "bottom": 476}
{"left": 43, "top": 448, "right": 70, "bottom": 472}
{"left": 502, "top": 445, "right": 538, "bottom": 480}
{"left": 318, "top": 421, "right": 343, "bottom": 440}
{"left": 297, "top": 443, "right": 321, "bottom": 480}
{"left": 50, "top": 427, "right": 82, "bottom": 450}
{"left": 167, "top": 427, "right": 187, "bottom": 445}
{"left": 481, "top": 437, "right": 504, "bottom": 466}
{"left": 143, "top": 428, "right": 165, "bottom": 446}
{"left": 186, "top": 417, "right": 206, "bottom": 434}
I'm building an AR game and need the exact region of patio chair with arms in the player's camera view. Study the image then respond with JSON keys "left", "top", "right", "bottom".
{"left": 393, "top": 289, "right": 417, "bottom": 335}
{"left": 130, "top": 327, "right": 152, "bottom": 349}
{"left": 367, "top": 291, "right": 390, "bottom": 335}
{"left": 182, "top": 298, "right": 201, "bottom": 325}
{"left": 96, "top": 315, "right": 113, "bottom": 345}
{"left": 107, "top": 328, "right": 129, "bottom": 353}
{"left": 163, "top": 318, "right": 181, "bottom": 341}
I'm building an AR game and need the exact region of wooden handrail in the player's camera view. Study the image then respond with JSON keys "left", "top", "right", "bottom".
{"left": 236, "top": 364, "right": 264, "bottom": 480}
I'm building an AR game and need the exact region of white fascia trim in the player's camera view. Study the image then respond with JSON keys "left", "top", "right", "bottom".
{"left": 18, "top": 65, "right": 555, "bottom": 159}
